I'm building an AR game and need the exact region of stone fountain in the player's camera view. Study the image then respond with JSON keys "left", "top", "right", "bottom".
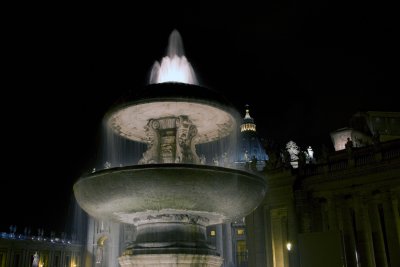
{"left": 73, "top": 31, "right": 266, "bottom": 267}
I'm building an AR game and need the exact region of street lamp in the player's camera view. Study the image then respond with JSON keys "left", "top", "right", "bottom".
{"left": 286, "top": 242, "right": 292, "bottom": 251}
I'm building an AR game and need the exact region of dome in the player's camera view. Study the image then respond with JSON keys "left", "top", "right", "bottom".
{"left": 236, "top": 106, "right": 269, "bottom": 170}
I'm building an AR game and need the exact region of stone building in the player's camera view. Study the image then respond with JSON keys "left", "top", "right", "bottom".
{"left": 246, "top": 111, "right": 400, "bottom": 267}
{"left": 0, "top": 232, "right": 83, "bottom": 267}
{"left": 83, "top": 219, "right": 136, "bottom": 267}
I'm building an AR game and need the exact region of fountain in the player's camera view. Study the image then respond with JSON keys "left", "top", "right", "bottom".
{"left": 73, "top": 30, "right": 266, "bottom": 267}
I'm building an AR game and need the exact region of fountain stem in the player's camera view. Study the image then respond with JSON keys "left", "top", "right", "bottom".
{"left": 139, "top": 115, "right": 199, "bottom": 164}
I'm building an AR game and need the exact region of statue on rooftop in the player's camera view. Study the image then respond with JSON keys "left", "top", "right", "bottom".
{"left": 32, "top": 252, "right": 39, "bottom": 267}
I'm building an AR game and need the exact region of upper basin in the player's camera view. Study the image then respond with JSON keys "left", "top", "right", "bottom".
{"left": 105, "top": 82, "right": 240, "bottom": 144}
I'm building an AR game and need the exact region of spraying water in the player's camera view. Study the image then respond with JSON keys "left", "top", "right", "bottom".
{"left": 149, "top": 30, "right": 198, "bottom": 85}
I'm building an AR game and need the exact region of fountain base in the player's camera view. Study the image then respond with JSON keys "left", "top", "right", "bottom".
{"left": 124, "top": 217, "right": 218, "bottom": 256}
{"left": 119, "top": 254, "right": 223, "bottom": 267}
{"left": 120, "top": 215, "right": 221, "bottom": 266}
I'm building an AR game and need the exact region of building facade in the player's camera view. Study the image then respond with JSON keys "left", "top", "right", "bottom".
{"left": 0, "top": 233, "right": 83, "bottom": 267}
{"left": 246, "top": 112, "right": 400, "bottom": 267}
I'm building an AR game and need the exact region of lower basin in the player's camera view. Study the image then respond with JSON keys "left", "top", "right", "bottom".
{"left": 73, "top": 164, "right": 266, "bottom": 225}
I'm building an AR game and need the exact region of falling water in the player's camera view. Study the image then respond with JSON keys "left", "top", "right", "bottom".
{"left": 149, "top": 30, "right": 198, "bottom": 85}
{"left": 97, "top": 117, "right": 240, "bottom": 171}
{"left": 66, "top": 195, "right": 87, "bottom": 244}
{"left": 97, "top": 119, "right": 146, "bottom": 170}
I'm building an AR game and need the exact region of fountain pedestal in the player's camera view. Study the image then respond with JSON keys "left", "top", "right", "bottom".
{"left": 119, "top": 214, "right": 223, "bottom": 266}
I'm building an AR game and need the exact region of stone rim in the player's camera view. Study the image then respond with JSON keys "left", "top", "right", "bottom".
{"left": 74, "top": 164, "right": 266, "bottom": 224}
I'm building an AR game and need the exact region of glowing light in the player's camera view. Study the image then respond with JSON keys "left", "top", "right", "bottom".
{"left": 152, "top": 55, "right": 197, "bottom": 84}
{"left": 286, "top": 242, "right": 292, "bottom": 251}
{"left": 237, "top": 229, "right": 245, "bottom": 235}
{"left": 240, "top": 123, "right": 256, "bottom": 132}
{"left": 240, "top": 107, "right": 256, "bottom": 132}
{"left": 150, "top": 30, "right": 198, "bottom": 85}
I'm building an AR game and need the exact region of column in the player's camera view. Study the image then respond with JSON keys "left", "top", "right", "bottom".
{"left": 382, "top": 191, "right": 400, "bottom": 266}
{"left": 326, "top": 194, "right": 338, "bottom": 231}
{"left": 223, "top": 223, "right": 234, "bottom": 267}
{"left": 270, "top": 208, "right": 288, "bottom": 267}
{"left": 390, "top": 191, "right": 400, "bottom": 249}
{"left": 108, "top": 222, "right": 120, "bottom": 267}
{"left": 353, "top": 193, "right": 375, "bottom": 267}
{"left": 85, "top": 218, "right": 95, "bottom": 267}
{"left": 215, "top": 224, "right": 224, "bottom": 262}
{"left": 287, "top": 197, "right": 299, "bottom": 267}
{"left": 335, "top": 198, "right": 347, "bottom": 265}
{"left": 264, "top": 206, "right": 273, "bottom": 267}
{"left": 369, "top": 195, "right": 388, "bottom": 267}
{"left": 319, "top": 198, "right": 329, "bottom": 232}
{"left": 294, "top": 190, "right": 311, "bottom": 234}
{"left": 342, "top": 196, "right": 357, "bottom": 266}
{"left": 246, "top": 205, "right": 267, "bottom": 267}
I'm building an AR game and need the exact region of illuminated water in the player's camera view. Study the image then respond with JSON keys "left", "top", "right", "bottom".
{"left": 149, "top": 30, "right": 198, "bottom": 85}
{"left": 96, "top": 117, "right": 239, "bottom": 171}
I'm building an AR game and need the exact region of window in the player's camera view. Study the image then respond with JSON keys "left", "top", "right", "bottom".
{"left": 237, "top": 229, "right": 245, "bottom": 235}
{"left": 210, "top": 230, "right": 216, "bottom": 236}
{"left": 236, "top": 240, "right": 247, "bottom": 266}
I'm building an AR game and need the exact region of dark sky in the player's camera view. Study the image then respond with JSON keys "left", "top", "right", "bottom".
{"left": 1, "top": 3, "right": 398, "bottom": 234}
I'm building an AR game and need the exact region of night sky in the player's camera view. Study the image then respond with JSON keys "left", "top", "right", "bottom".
{"left": 1, "top": 3, "right": 398, "bottom": 235}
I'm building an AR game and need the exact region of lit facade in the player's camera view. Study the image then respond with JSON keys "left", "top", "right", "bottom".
{"left": 206, "top": 220, "right": 247, "bottom": 267}
{"left": 246, "top": 112, "right": 400, "bottom": 267}
{"left": 0, "top": 234, "right": 83, "bottom": 267}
